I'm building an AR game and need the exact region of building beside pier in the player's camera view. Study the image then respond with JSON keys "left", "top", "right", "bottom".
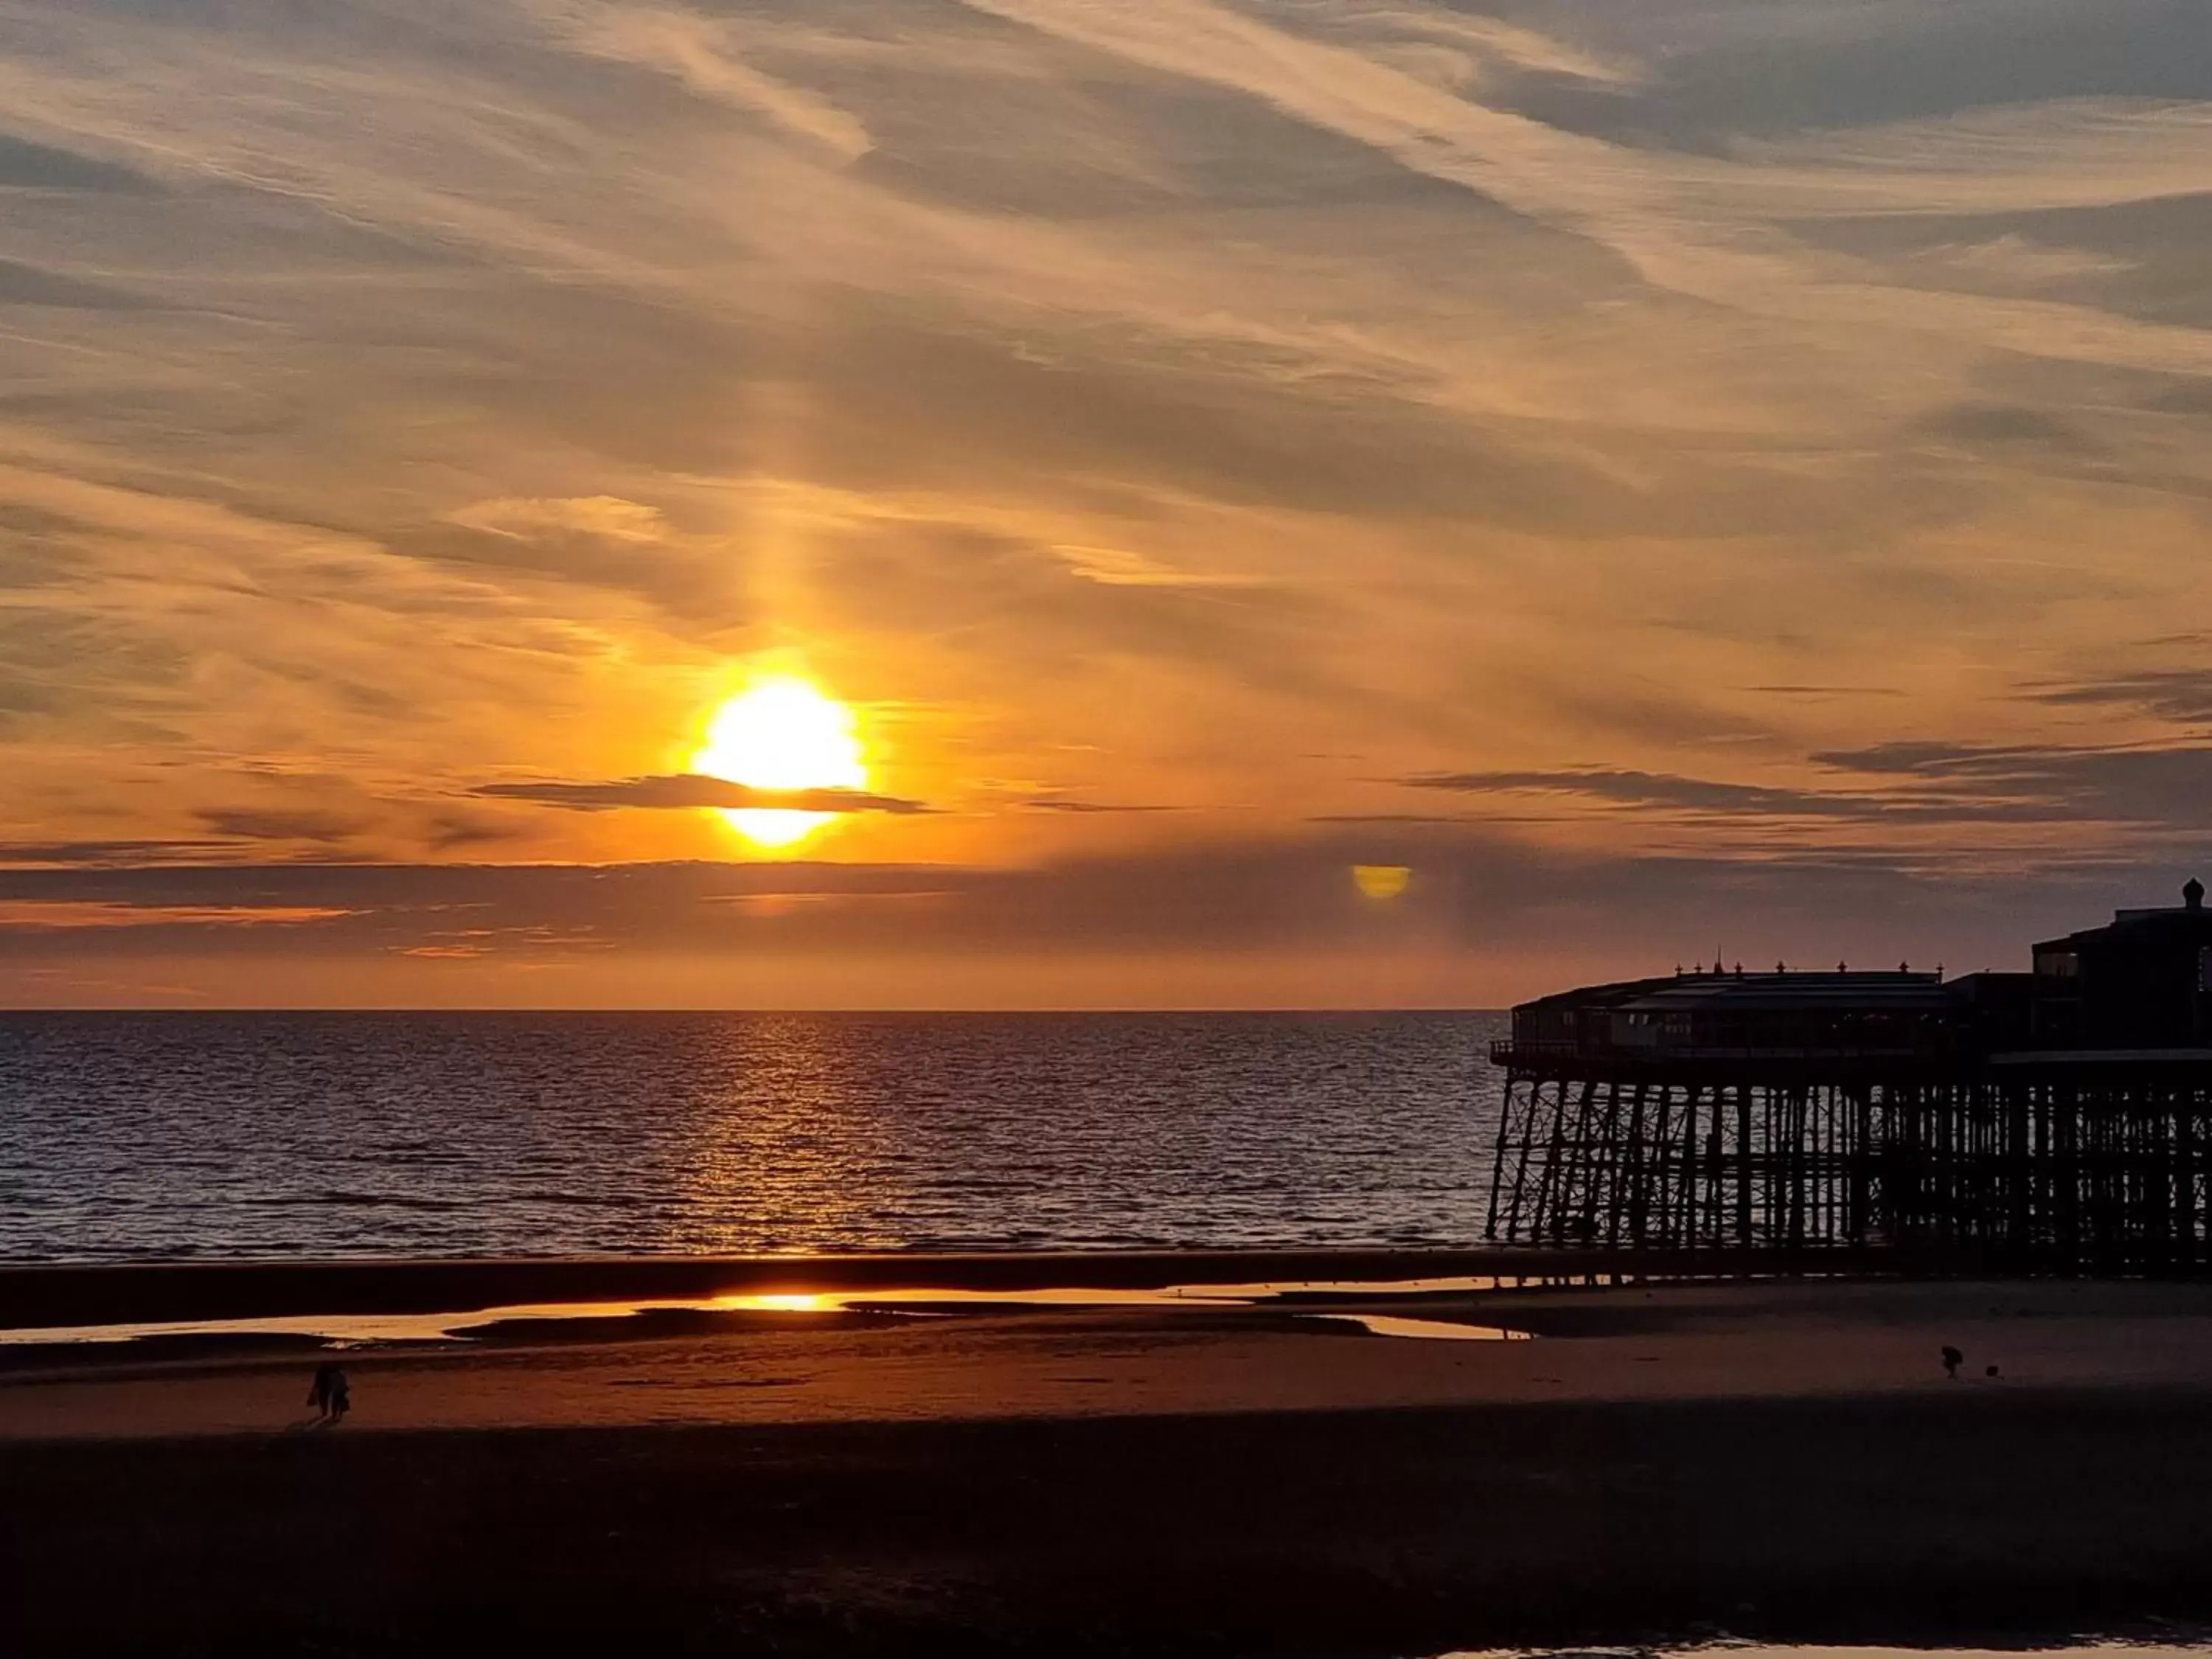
{"left": 1486, "top": 882, "right": 2212, "bottom": 1270}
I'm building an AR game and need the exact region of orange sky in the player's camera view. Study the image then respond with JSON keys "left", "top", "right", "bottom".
{"left": 0, "top": 0, "right": 2208, "bottom": 1006}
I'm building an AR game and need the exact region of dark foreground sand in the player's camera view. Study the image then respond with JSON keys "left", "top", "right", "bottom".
{"left": 8, "top": 1273, "right": 2212, "bottom": 1656}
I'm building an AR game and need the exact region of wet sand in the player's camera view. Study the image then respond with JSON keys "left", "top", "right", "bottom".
{"left": 13, "top": 1277, "right": 2212, "bottom": 1435}
{"left": 7, "top": 1275, "right": 2212, "bottom": 1655}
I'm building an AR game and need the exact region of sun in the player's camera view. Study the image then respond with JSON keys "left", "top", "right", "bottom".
{"left": 692, "top": 675, "right": 866, "bottom": 850}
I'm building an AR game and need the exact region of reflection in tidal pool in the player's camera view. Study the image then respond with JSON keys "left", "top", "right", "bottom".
{"left": 0, "top": 1278, "right": 1533, "bottom": 1349}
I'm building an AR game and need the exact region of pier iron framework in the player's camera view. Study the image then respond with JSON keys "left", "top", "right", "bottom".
{"left": 1485, "top": 886, "right": 2212, "bottom": 1272}
{"left": 1486, "top": 1048, "right": 2212, "bottom": 1270}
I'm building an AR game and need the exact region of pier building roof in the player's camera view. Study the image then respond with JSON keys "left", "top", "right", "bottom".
{"left": 1507, "top": 969, "right": 1955, "bottom": 1065}
{"left": 1500, "top": 880, "right": 2212, "bottom": 1068}
{"left": 2031, "top": 880, "right": 2212, "bottom": 1048}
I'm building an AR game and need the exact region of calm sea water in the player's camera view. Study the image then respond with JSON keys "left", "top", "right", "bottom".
{"left": 0, "top": 1011, "right": 1506, "bottom": 1263}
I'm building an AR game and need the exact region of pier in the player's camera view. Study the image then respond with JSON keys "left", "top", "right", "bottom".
{"left": 1486, "top": 882, "right": 2212, "bottom": 1272}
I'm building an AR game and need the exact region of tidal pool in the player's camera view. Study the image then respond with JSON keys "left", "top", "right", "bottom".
{"left": 0, "top": 1276, "right": 1534, "bottom": 1349}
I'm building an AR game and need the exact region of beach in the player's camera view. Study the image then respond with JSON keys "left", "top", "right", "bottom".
{"left": 8, "top": 1267, "right": 2212, "bottom": 1655}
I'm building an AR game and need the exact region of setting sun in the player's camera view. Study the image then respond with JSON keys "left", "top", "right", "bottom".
{"left": 692, "top": 675, "right": 866, "bottom": 850}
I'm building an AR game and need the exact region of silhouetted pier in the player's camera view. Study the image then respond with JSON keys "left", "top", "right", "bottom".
{"left": 1486, "top": 882, "right": 2212, "bottom": 1272}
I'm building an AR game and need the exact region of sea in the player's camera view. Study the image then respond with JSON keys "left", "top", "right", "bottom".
{"left": 0, "top": 1010, "right": 1507, "bottom": 1263}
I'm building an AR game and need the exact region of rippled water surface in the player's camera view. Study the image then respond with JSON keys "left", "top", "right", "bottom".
{"left": 0, "top": 1011, "right": 1505, "bottom": 1262}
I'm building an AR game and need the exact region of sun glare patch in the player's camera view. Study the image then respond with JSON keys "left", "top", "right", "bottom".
{"left": 1352, "top": 864, "right": 1411, "bottom": 901}
{"left": 692, "top": 675, "right": 867, "bottom": 851}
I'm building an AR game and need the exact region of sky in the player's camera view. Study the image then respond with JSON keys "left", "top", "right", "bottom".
{"left": 0, "top": 0, "right": 2208, "bottom": 1007}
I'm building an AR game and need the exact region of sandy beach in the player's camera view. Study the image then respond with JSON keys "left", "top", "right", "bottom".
{"left": 8, "top": 1267, "right": 2212, "bottom": 1655}
{"left": 10, "top": 1273, "right": 2212, "bottom": 1435}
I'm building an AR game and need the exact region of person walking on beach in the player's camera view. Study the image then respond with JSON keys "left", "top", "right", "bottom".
{"left": 1941, "top": 1345, "right": 1963, "bottom": 1380}
{"left": 307, "top": 1360, "right": 351, "bottom": 1424}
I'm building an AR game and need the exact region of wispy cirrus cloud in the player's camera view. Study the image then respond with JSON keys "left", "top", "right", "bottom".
{"left": 956, "top": 0, "right": 2212, "bottom": 375}
{"left": 534, "top": 1, "right": 875, "bottom": 160}
{"left": 0, "top": 0, "right": 2207, "bottom": 1001}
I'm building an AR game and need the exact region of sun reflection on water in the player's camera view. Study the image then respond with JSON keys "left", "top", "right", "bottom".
{"left": 720, "top": 1292, "right": 835, "bottom": 1312}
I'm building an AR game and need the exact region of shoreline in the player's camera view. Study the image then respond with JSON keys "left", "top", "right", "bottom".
{"left": 13, "top": 1273, "right": 2212, "bottom": 1433}
{"left": 0, "top": 1244, "right": 1928, "bottom": 1329}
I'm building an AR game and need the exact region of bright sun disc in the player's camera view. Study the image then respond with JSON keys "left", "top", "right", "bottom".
{"left": 692, "top": 676, "right": 866, "bottom": 849}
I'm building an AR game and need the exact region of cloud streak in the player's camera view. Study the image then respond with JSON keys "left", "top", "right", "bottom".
{"left": 474, "top": 775, "right": 930, "bottom": 814}
{"left": 540, "top": 1, "right": 875, "bottom": 160}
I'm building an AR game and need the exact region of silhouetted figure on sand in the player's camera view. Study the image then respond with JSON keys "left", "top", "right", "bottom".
{"left": 1941, "top": 1345, "right": 1963, "bottom": 1380}
{"left": 307, "top": 1361, "right": 351, "bottom": 1424}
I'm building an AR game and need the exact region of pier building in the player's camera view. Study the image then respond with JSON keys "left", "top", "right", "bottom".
{"left": 1485, "top": 882, "right": 2212, "bottom": 1271}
